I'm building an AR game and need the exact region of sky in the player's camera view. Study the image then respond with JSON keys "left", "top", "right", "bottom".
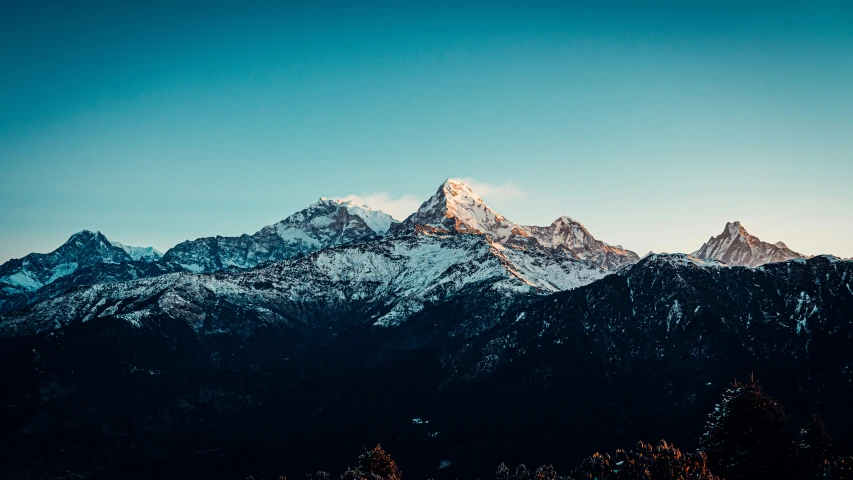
{"left": 1, "top": 1, "right": 852, "bottom": 262}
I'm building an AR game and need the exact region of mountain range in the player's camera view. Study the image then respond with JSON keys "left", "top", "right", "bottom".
{"left": 0, "top": 179, "right": 848, "bottom": 479}
{"left": 1, "top": 179, "right": 818, "bottom": 318}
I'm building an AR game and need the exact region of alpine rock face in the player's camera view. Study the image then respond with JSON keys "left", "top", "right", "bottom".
{"left": 394, "top": 179, "right": 639, "bottom": 270}
{"left": 394, "top": 179, "right": 528, "bottom": 241}
{"left": 0, "top": 180, "right": 619, "bottom": 334}
{"left": 161, "top": 198, "right": 398, "bottom": 273}
{"left": 0, "top": 230, "right": 161, "bottom": 314}
{"left": 692, "top": 221, "right": 806, "bottom": 267}
{"left": 522, "top": 216, "right": 640, "bottom": 270}
{"left": 0, "top": 180, "right": 639, "bottom": 323}
{"left": 110, "top": 242, "right": 163, "bottom": 261}
{"left": 1, "top": 222, "right": 607, "bottom": 337}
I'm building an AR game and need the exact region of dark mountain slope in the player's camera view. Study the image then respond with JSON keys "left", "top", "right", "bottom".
{"left": 1, "top": 255, "right": 851, "bottom": 479}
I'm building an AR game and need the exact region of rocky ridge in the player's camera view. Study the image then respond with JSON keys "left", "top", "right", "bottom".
{"left": 692, "top": 221, "right": 806, "bottom": 267}
{"left": 0, "top": 230, "right": 160, "bottom": 313}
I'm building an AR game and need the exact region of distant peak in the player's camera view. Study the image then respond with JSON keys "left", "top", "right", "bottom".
{"left": 276, "top": 197, "right": 395, "bottom": 235}
{"left": 110, "top": 241, "right": 163, "bottom": 261}
{"left": 441, "top": 178, "right": 480, "bottom": 198}
{"left": 725, "top": 221, "right": 745, "bottom": 236}
{"left": 554, "top": 215, "right": 580, "bottom": 226}
{"left": 395, "top": 178, "right": 516, "bottom": 239}
{"left": 442, "top": 178, "right": 468, "bottom": 188}
{"left": 693, "top": 221, "right": 805, "bottom": 267}
{"left": 65, "top": 230, "right": 107, "bottom": 244}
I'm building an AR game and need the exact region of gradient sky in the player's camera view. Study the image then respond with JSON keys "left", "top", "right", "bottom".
{"left": 2, "top": 1, "right": 852, "bottom": 262}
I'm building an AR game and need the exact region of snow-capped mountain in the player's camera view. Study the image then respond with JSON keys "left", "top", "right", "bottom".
{"left": 394, "top": 179, "right": 527, "bottom": 241}
{"left": 1, "top": 230, "right": 609, "bottom": 337}
{"left": 394, "top": 179, "right": 639, "bottom": 270}
{"left": 692, "top": 221, "right": 805, "bottom": 267}
{"left": 0, "top": 180, "right": 851, "bottom": 479}
{"left": 1, "top": 247, "right": 851, "bottom": 479}
{"left": 0, "top": 230, "right": 158, "bottom": 313}
{"left": 161, "top": 198, "right": 398, "bottom": 273}
{"left": 111, "top": 241, "right": 163, "bottom": 261}
{"left": 0, "top": 181, "right": 635, "bottom": 318}
{"left": 522, "top": 216, "right": 640, "bottom": 270}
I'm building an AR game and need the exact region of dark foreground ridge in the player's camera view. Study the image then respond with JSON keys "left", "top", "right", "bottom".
{"left": 1, "top": 254, "right": 852, "bottom": 479}
{"left": 251, "top": 381, "right": 852, "bottom": 480}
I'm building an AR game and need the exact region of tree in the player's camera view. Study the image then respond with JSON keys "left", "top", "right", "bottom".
{"left": 800, "top": 413, "right": 833, "bottom": 468}
{"left": 357, "top": 444, "right": 401, "bottom": 480}
{"left": 569, "top": 439, "right": 721, "bottom": 479}
{"left": 495, "top": 463, "right": 556, "bottom": 480}
{"left": 699, "top": 378, "right": 796, "bottom": 479}
{"left": 811, "top": 456, "right": 853, "bottom": 480}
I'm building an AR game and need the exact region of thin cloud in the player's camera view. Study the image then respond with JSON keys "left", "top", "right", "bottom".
{"left": 457, "top": 177, "right": 526, "bottom": 201}
{"left": 339, "top": 179, "right": 524, "bottom": 221}
{"left": 338, "top": 192, "right": 422, "bottom": 221}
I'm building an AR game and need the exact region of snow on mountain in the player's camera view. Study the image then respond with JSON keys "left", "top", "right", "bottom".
{"left": 110, "top": 241, "right": 163, "bottom": 261}
{"left": 332, "top": 199, "right": 397, "bottom": 234}
{"left": 633, "top": 253, "right": 728, "bottom": 269}
{"left": 161, "top": 198, "right": 398, "bottom": 273}
{"left": 0, "top": 233, "right": 608, "bottom": 336}
{"left": 395, "top": 179, "right": 639, "bottom": 270}
{"left": 522, "top": 216, "right": 640, "bottom": 270}
{"left": 692, "top": 221, "right": 805, "bottom": 267}
{"left": 0, "top": 230, "right": 134, "bottom": 313}
{"left": 1, "top": 179, "right": 635, "bottom": 331}
{"left": 394, "top": 179, "right": 526, "bottom": 241}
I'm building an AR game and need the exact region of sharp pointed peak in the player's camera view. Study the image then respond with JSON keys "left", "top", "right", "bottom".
{"left": 441, "top": 178, "right": 469, "bottom": 188}
{"left": 395, "top": 178, "right": 514, "bottom": 238}
{"left": 724, "top": 221, "right": 748, "bottom": 237}
{"left": 439, "top": 178, "right": 480, "bottom": 199}
{"left": 694, "top": 220, "right": 805, "bottom": 266}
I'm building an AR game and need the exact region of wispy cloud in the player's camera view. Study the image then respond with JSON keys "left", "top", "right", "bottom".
{"left": 339, "top": 179, "right": 525, "bottom": 221}
{"left": 338, "top": 192, "right": 422, "bottom": 221}
{"left": 457, "top": 177, "right": 525, "bottom": 201}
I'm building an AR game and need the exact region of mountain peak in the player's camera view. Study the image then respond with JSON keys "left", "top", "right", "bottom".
{"left": 0, "top": 230, "right": 135, "bottom": 306}
{"left": 396, "top": 179, "right": 520, "bottom": 240}
{"left": 110, "top": 241, "right": 163, "bottom": 262}
{"left": 522, "top": 216, "right": 640, "bottom": 270}
{"left": 61, "top": 230, "right": 116, "bottom": 252}
{"left": 725, "top": 221, "right": 744, "bottom": 237}
{"left": 67, "top": 229, "right": 103, "bottom": 241}
{"left": 163, "top": 197, "right": 398, "bottom": 273}
{"left": 693, "top": 222, "right": 804, "bottom": 267}
{"left": 395, "top": 180, "right": 639, "bottom": 270}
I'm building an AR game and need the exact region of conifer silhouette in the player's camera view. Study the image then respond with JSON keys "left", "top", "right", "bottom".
{"left": 357, "top": 444, "right": 401, "bottom": 480}
{"left": 700, "top": 376, "right": 796, "bottom": 479}
{"left": 800, "top": 413, "right": 833, "bottom": 468}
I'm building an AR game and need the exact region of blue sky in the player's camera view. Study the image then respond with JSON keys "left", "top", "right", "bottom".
{"left": 1, "top": 1, "right": 852, "bottom": 262}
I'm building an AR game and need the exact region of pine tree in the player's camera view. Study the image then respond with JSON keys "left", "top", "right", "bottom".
{"left": 811, "top": 456, "right": 853, "bottom": 480}
{"left": 699, "top": 378, "right": 796, "bottom": 479}
{"left": 357, "top": 444, "right": 401, "bottom": 480}
{"left": 569, "top": 439, "right": 720, "bottom": 479}
{"left": 800, "top": 413, "right": 833, "bottom": 468}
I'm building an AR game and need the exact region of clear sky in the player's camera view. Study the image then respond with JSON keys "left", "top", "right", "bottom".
{"left": 2, "top": 1, "right": 852, "bottom": 262}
